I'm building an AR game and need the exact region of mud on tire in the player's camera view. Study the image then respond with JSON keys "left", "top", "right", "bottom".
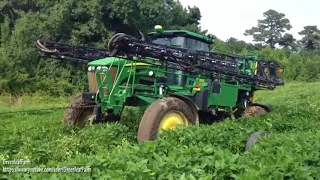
{"left": 242, "top": 105, "right": 267, "bottom": 117}
{"left": 137, "top": 97, "right": 199, "bottom": 142}
{"left": 62, "top": 95, "right": 95, "bottom": 128}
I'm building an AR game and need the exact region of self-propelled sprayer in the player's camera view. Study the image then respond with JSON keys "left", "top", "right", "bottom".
{"left": 36, "top": 25, "right": 284, "bottom": 141}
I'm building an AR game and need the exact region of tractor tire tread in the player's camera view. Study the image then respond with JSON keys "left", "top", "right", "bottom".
{"left": 137, "top": 97, "right": 198, "bottom": 142}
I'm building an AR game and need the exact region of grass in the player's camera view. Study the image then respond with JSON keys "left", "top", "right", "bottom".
{"left": 0, "top": 82, "right": 320, "bottom": 179}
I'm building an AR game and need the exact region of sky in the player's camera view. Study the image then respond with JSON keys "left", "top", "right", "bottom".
{"left": 179, "top": 0, "right": 320, "bottom": 43}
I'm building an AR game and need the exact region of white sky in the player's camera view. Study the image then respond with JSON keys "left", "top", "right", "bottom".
{"left": 179, "top": 0, "right": 320, "bottom": 43}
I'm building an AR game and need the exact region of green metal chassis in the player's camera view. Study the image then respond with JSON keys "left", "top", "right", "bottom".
{"left": 87, "top": 52, "right": 267, "bottom": 116}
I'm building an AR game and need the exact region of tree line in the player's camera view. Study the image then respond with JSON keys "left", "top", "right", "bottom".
{"left": 0, "top": 1, "right": 319, "bottom": 99}
{"left": 213, "top": 9, "right": 320, "bottom": 84}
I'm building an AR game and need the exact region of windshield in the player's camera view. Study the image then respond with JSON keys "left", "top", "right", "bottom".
{"left": 186, "top": 38, "right": 210, "bottom": 52}
{"left": 151, "top": 36, "right": 210, "bottom": 52}
{"left": 151, "top": 37, "right": 186, "bottom": 48}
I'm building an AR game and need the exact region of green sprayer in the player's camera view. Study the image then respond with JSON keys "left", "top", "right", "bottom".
{"left": 36, "top": 25, "right": 284, "bottom": 141}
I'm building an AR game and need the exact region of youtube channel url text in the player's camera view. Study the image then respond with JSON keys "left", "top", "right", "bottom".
{"left": 3, "top": 167, "right": 91, "bottom": 173}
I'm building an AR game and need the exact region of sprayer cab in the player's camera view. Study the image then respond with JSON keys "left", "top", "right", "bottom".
{"left": 147, "top": 25, "right": 215, "bottom": 52}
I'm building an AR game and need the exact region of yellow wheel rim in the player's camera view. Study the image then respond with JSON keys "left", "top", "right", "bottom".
{"left": 158, "top": 111, "right": 189, "bottom": 133}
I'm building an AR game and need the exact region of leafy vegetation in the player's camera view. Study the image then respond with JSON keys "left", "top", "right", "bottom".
{"left": 0, "top": 2, "right": 319, "bottom": 179}
{"left": 1, "top": 82, "right": 319, "bottom": 179}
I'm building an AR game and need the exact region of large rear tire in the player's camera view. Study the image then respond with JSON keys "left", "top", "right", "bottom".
{"left": 62, "top": 95, "right": 95, "bottom": 128}
{"left": 137, "top": 97, "right": 199, "bottom": 142}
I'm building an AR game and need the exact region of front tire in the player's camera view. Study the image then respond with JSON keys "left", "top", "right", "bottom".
{"left": 62, "top": 95, "right": 95, "bottom": 128}
{"left": 137, "top": 97, "right": 199, "bottom": 142}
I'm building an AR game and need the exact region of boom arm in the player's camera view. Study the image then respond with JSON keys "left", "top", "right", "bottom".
{"left": 36, "top": 40, "right": 109, "bottom": 63}
{"left": 35, "top": 33, "right": 284, "bottom": 90}
{"left": 107, "top": 33, "right": 284, "bottom": 90}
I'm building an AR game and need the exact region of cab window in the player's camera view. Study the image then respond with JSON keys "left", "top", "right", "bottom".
{"left": 186, "top": 38, "right": 210, "bottom": 52}
{"left": 151, "top": 37, "right": 186, "bottom": 48}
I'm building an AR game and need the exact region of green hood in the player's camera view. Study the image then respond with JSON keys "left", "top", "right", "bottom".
{"left": 88, "top": 57, "right": 128, "bottom": 66}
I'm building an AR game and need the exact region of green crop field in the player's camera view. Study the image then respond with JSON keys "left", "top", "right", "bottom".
{"left": 1, "top": 82, "right": 320, "bottom": 180}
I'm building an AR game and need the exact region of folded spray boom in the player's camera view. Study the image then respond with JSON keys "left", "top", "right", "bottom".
{"left": 36, "top": 39, "right": 109, "bottom": 63}
{"left": 35, "top": 32, "right": 284, "bottom": 90}
{"left": 106, "top": 33, "right": 284, "bottom": 90}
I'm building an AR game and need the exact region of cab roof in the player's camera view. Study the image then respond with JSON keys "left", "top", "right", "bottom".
{"left": 147, "top": 30, "right": 214, "bottom": 44}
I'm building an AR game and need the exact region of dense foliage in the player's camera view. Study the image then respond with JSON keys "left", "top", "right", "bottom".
{"left": 0, "top": 1, "right": 320, "bottom": 98}
{"left": 1, "top": 2, "right": 319, "bottom": 179}
{"left": 0, "top": 82, "right": 319, "bottom": 179}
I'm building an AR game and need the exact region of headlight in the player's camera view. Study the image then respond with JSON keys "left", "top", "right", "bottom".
{"left": 101, "top": 66, "right": 108, "bottom": 71}
{"left": 97, "top": 66, "right": 102, "bottom": 70}
{"left": 88, "top": 66, "right": 92, "bottom": 71}
{"left": 148, "top": 71, "right": 154, "bottom": 76}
